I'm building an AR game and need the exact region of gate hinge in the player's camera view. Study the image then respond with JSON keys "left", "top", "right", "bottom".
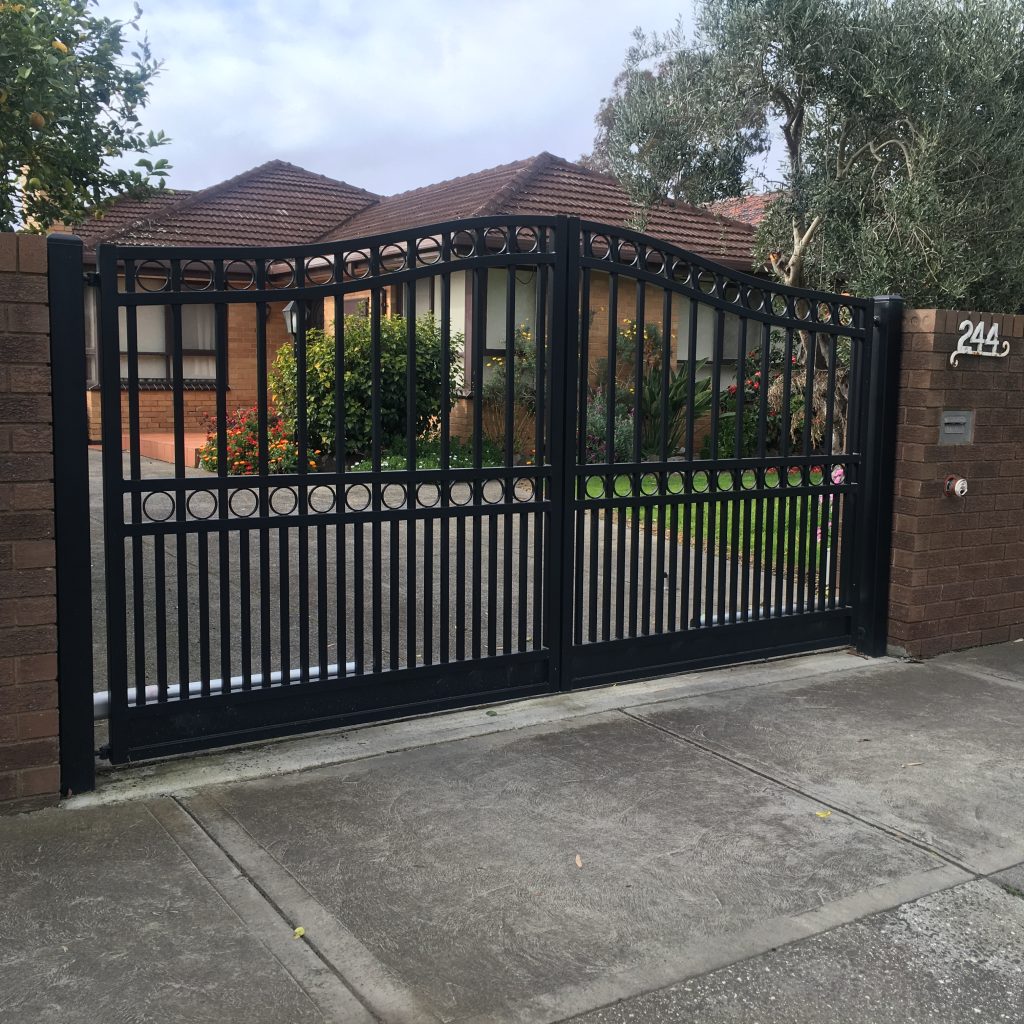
{"left": 84, "top": 271, "right": 100, "bottom": 286}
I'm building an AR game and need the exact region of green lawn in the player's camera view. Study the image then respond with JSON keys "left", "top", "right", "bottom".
{"left": 581, "top": 467, "right": 839, "bottom": 566}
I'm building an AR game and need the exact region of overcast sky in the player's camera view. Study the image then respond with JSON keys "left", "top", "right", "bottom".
{"left": 95, "top": 0, "right": 692, "bottom": 197}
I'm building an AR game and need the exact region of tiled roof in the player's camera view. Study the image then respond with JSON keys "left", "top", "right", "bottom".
{"left": 705, "top": 192, "right": 781, "bottom": 228}
{"left": 75, "top": 160, "right": 379, "bottom": 250}
{"left": 325, "top": 153, "right": 757, "bottom": 267}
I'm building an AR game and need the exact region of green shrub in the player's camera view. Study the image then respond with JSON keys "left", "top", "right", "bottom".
{"left": 269, "top": 314, "right": 464, "bottom": 462}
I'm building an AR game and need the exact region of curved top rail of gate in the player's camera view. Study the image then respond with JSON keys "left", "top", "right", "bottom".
{"left": 98, "top": 215, "right": 871, "bottom": 343}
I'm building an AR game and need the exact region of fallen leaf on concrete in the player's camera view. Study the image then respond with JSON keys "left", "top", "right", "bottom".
{"left": 293, "top": 926, "right": 305, "bottom": 939}
{"left": 485, "top": 710, "right": 498, "bottom": 717}
{"left": 815, "top": 810, "right": 832, "bottom": 819}
{"left": 900, "top": 762, "right": 924, "bottom": 768}
{"left": 575, "top": 854, "right": 583, "bottom": 868}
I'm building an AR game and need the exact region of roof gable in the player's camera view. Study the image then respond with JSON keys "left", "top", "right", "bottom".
{"left": 76, "top": 160, "right": 380, "bottom": 249}
{"left": 324, "top": 153, "right": 756, "bottom": 267}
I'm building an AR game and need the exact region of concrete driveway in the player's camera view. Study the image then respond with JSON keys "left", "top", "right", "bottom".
{"left": 4, "top": 642, "right": 1024, "bottom": 1023}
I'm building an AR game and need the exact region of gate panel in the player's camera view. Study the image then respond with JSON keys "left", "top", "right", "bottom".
{"left": 89, "top": 215, "right": 892, "bottom": 764}
{"left": 96, "top": 219, "right": 564, "bottom": 762}
{"left": 567, "top": 221, "right": 875, "bottom": 685}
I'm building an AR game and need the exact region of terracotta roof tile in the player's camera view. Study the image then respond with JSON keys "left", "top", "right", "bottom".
{"left": 326, "top": 153, "right": 757, "bottom": 267}
{"left": 706, "top": 192, "right": 781, "bottom": 228}
{"left": 74, "top": 189, "right": 194, "bottom": 248}
{"left": 76, "top": 160, "right": 379, "bottom": 250}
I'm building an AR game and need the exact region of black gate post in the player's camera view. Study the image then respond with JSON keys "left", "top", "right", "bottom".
{"left": 855, "top": 294, "right": 903, "bottom": 657}
{"left": 545, "top": 216, "right": 581, "bottom": 690}
{"left": 47, "top": 234, "right": 95, "bottom": 794}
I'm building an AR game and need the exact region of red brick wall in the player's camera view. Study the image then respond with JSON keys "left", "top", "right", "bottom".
{"left": 889, "top": 308, "right": 1024, "bottom": 657}
{"left": 0, "top": 234, "right": 60, "bottom": 812}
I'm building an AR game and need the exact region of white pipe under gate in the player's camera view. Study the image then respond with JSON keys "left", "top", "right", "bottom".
{"left": 93, "top": 661, "right": 358, "bottom": 720}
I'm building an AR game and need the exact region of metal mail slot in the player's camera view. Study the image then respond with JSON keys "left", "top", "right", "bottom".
{"left": 938, "top": 410, "right": 974, "bottom": 445}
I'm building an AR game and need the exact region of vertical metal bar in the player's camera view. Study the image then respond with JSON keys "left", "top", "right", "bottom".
{"left": 654, "top": 287, "right": 671, "bottom": 633}
{"left": 532, "top": 262, "right": 548, "bottom": 654}
{"left": 471, "top": 261, "right": 486, "bottom": 660}
{"left": 197, "top": 529, "right": 211, "bottom": 695}
{"left": 733, "top": 316, "right": 749, "bottom": 622}
{"left": 370, "top": 276, "right": 383, "bottom": 673}
{"left": 48, "top": 235, "right": 95, "bottom": 793}
{"left": 214, "top": 266, "right": 231, "bottom": 693}
{"left": 254, "top": 267, "right": 272, "bottom": 688}
{"left": 855, "top": 296, "right": 903, "bottom": 655}
{"left": 294, "top": 289, "right": 310, "bottom": 682}
{"left": 334, "top": 282, "right": 347, "bottom": 676}
{"left": 503, "top": 265, "right": 516, "bottom": 655}
{"left": 602, "top": 272, "right": 618, "bottom": 641}
{"left": 680, "top": 299, "right": 698, "bottom": 630}
{"left": 775, "top": 327, "right": 794, "bottom": 615}
{"left": 405, "top": 275, "right": 417, "bottom": 667}
{"left": 797, "top": 323, "right": 816, "bottom": 613}
{"left": 168, "top": 262, "right": 191, "bottom": 695}
{"left": 440, "top": 258, "right": 451, "bottom": 663}
{"left": 753, "top": 322, "right": 771, "bottom": 617}
{"left": 389, "top": 518, "right": 400, "bottom": 669}
{"left": 546, "top": 215, "right": 580, "bottom": 689}
{"left": 121, "top": 262, "right": 146, "bottom": 706}
{"left": 628, "top": 279, "right": 645, "bottom": 637}
{"left": 573, "top": 267, "right": 590, "bottom": 644}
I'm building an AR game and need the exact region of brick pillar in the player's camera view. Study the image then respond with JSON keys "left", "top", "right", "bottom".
{"left": 889, "top": 308, "right": 1024, "bottom": 658}
{"left": 0, "top": 233, "right": 60, "bottom": 812}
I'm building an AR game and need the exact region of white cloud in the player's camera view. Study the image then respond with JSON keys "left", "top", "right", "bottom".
{"left": 95, "top": 0, "right": 687, "bottom": 193}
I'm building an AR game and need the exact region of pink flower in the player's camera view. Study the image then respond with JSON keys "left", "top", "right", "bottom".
{"left": 816, "top": 527, "right": 823, "bottom": 541}
{"left": 831, "top": 465, "right": 845, "bottom": 485}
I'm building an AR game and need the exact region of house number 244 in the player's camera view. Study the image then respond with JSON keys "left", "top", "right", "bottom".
{"left": 950, "top": 320, "right": 1011, "bottom": 366}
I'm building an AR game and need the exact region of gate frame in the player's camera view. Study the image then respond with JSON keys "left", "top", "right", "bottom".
{"left": 52, "top": 217, "right": 902, "bottom": 788}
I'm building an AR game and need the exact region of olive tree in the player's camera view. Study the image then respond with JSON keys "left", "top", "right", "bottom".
{"left": 590, "top": 0, "right": 1024, "bottom": 313}
{"left": 0, "top": 0, "right": 169, "bottom": 232}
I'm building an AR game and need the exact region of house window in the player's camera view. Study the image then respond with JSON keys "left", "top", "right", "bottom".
{"left": 116, "top": 304, "right": 217, "bottom": 383}
{"left": 343, "top": 297, "right": 369, "bottom": 317}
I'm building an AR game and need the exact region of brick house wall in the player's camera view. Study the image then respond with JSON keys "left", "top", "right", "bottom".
{"left": 0, "top": 234, "right": 60, "bottom": 813}
{"left": 889, "top": 308, "right": 1024, "bottom": 657}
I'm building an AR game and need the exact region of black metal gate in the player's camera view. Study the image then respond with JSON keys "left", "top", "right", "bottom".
{"left": 51, "top": 216, "right": 901, "bottom": 781}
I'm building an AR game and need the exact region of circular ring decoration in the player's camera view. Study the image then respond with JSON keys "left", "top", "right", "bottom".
{"left": 481, "top": 479, "right": 505, "bottom": 505}
{"left": 697, "top": 269, "right": 716, "bottom": 295}
{"left": 771, "top": 293, "right": 789, "bottom": 317}
{"left": 449, "top": 480, "right": 473, "bottom": 506}
{"left": 763, "top": 466, "right": 781, "bottom": 489}
{"left": 796, "top": 298, "right": 812, "bottom": 321}
{"left": 817, "top": 302, "right": 833, "bottom": 324}
{"left": 344, "top": 251, "right": 371, "bottom": 280}
{"left": 379, "top": 244, "right": 406, "bottom": 274}
{"left": 740, "top": 468, "right": 757, "bottom": 491}
{"left": 266, "top": 258, "right": 296, "bottom": 290}
{"left": 671, "top": 258, "right": 691, "bottom": 285}
{"left": 589, "top": 233, "right": 612, "bottom": 260}
{"left": 345, "top": 482, "right": 371, "bottom": 512}
{"left": 617, "top": 239, "right": 640, "bottom": 267}
{"left": 269, "top": 486, "right": 298, "bottom": 516}
{"left": 228, "top": 488, "right": 259, "bottom": 517}
{"left": 181, "top": 260, "right": 214, "bottom": 291}
{"left": 691, "top": 470, "right": 710, "bottom": 494}
{"left": 142, "top": 490, "right": 175, "bottom": 522}
{"left": 483, "top": 226, "right": 508, "bottom": 254}
{"left": 646, "top": 249, "right": 666, "bottom": 275}
{"left": 514, "top": 226, "right": 540, "bottom": 254}
{"left": 186, "top": 489, "right": 217, "bottom": 520}
{"left": 451, "top": 229, "right": 476, "bottom": 259}
{"left": 416, "top": 482, "right": 441, "bottom": 508}
{"left": 745, "top": 287, "right": 765, "bottom": 311}
{"left": 513, "top": 477, "right": 536, "bottom": 502}
{"left": 382, "top": 482, "right": 407, "bottom": 510}
{"left": 136, "top": 260, "right": 171, "bottom": 292}
{"left": 721, "top": 280, "right": 741, "bottom": 304}
{"left": 838, "top": 305, "right": 854, "bottom": 327}
{"left": 305, "top": 255, "right": 334, "bottom": 287}
{"left": 225, "top": 260, "right": 257, "bottom": 290}
{"left": 666, "top": 470, "right": 685, "bottom": 495}
{"left": 415, "top": 236, "right": 442, "bottom": 267}
{"left": 309, "top": 484, "right": 336, "bottom": 514}
{"left": 640, "top": 472, "right": 660, "bottom": 497}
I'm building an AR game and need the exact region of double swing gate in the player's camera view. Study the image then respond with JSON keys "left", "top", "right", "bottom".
{"left": 53, "top": 215, "right": 900, "bottom": 780}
